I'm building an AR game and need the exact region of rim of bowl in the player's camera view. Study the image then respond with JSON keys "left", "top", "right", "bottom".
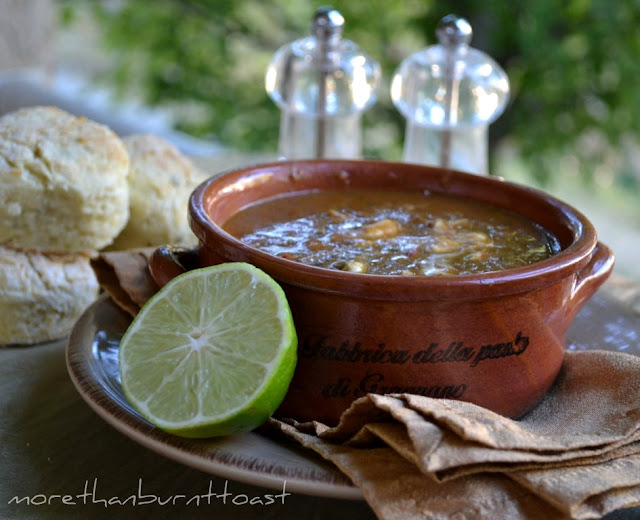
{"left": 189, "top": 159, "right": 599, "bottom": 301}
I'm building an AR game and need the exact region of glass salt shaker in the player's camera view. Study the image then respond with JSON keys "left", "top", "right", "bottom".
{"left": 265, "top": 7, "right": 380, "bottom": 159}
{"left": 391, "top": 15, "right": 510, "bottom": 175}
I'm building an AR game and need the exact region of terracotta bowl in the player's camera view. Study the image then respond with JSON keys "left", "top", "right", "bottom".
{"left": 156, "top": 160, "right": 614, "bottom": 425}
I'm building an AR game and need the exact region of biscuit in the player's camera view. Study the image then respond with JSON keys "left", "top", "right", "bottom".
{"left": 109, "top": 134, "right": 206, "bottom": 250}
{"left": 0, "top": 106, "right": 130, "bottom": 252}
{"left": 0, "top": 246, "right": 99, "bottom": 345}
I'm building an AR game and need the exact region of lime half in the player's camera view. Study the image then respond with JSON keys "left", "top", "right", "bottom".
{"left": 119, "top": 263, "right": 297, "bottom": 438}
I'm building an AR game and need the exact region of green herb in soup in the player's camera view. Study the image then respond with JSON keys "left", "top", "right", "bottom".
{"left": 223, "top": 189, "right": 561, "bottom": 276}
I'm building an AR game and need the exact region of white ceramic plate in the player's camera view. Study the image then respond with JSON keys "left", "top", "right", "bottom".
{"left": 66, "top": 294, "right": 362, "bottom": 500}
{"left": 66, "top": 291, "right": 640, "bottom": 500}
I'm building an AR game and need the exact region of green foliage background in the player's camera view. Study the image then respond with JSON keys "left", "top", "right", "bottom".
{"left": 61, "top": 0, "right": 640, "bottom": 187}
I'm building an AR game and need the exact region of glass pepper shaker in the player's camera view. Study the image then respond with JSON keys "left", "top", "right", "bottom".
{"left": 391, "top": 15, "right": 510, "bottom": 175}
{"left": 265, "top": 7, "right": 381, "bottom": 159}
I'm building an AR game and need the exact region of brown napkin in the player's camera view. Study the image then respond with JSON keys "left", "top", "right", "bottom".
{"left": 91, "top": 251, "right": 640, "bottom": 519}
{"left": 271, "top": 350, "right": 640, "bottom": 520}
{"left": 90, "top": 248, "right": 158, "bottom": 316}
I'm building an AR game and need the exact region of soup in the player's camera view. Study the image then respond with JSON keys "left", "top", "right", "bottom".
{"left": 223, "top": 189, "right": 560, "bottom": 276}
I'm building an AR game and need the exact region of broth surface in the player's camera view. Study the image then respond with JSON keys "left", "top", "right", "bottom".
{"left": 223, "top": 189, "right": 560, "bottom": 276}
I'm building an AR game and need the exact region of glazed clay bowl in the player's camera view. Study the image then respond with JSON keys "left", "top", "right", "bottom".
{"left": 181, "top": 159, "right": 613, "bottom": 425}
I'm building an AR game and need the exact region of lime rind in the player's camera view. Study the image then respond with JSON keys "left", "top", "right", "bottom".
{"left": 119, "top": 262, "right": 297, "bottom": 437}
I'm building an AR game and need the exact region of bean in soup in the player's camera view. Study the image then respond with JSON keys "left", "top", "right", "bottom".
{"left": 223, "top": 189, "right": 561, "bottom": 276}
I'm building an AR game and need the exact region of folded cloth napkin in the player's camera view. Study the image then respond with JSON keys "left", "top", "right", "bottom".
{"left": 91, "top": 250, "right": 640, "bottom": 520}
{"left": 90, "top": 248, "right": 158, "bottom": 316}
{"left": 270, "top": 350, "right": 640, "bottom": 520}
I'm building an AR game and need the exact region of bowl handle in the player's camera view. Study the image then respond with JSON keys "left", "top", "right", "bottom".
{"left": 148, "top": 245, "right": 201, "bottom": 288}
{"left": 565, "top": 241, "right": 615, "bottom": 327}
